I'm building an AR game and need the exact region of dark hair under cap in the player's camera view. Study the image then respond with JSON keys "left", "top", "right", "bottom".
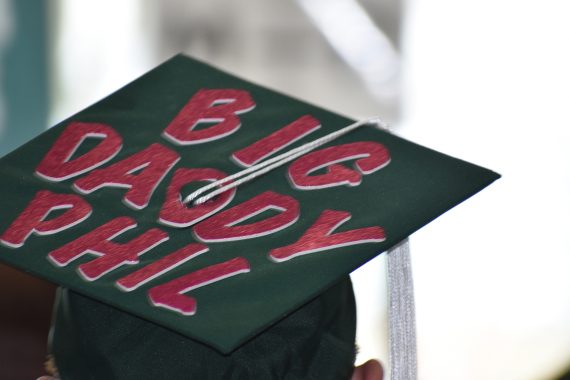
{"left": 50, "top": 276, "right": 357, "bottom": 380}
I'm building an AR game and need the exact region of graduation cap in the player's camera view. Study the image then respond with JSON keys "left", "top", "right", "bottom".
{"left": 0, "top": 55, "right": 499, "bottom": 379}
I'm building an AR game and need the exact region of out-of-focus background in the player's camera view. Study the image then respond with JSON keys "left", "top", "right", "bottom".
{"left": 0, "top": 0, "right": 569, "bottom": 379}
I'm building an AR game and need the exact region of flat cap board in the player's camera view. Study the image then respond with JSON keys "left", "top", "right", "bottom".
{"left": 0, "top": 55, "right": 499, "bottom": 353}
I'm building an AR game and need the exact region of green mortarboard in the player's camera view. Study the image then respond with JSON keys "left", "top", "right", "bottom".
{"left": 0, "top": 55, "right": 499, "bottom": 379}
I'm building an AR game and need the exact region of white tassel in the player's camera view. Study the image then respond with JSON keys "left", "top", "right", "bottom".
{"left": 387, "top": 238, "right": 417, "bottom": 380}
{"left": 183, "top": 117, "right": 388, "bottom": 205}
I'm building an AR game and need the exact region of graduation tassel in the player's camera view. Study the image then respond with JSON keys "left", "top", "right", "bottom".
{"left": 387, "top": 238, "right": 417, "bottom": 380}
{"left": 379, "top": 122, "right": 418, "bottom": 380}
{"left": 183, "top": 117, "right": 388, "bottom": 206}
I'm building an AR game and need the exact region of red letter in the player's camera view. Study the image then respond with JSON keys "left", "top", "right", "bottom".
{"left": 163, "top": 89, "right": 255, "bottom": 145}
{"left": 232, "top": 115, "right": 321, "bottom": 167}
{"left": 48, "top": 217, "right": 169, "bottom": 281}
{"left": 0, "top": 190, "right": 91, "bottom": 248}
{"left": 269, "top": 210, "right": 385, "bottom": 262}
{"left": 288, "top": 142, "right": 390, "bottom": 190}
{"left": 159, "top": 168, "right": 235, "bottom": 228}
{"left": 116, "top": 243, "right": 208, "bottom": 292}
{"left": 74, "top": 143, "right": 179, "bottom": 210}
{"left": 148, "top": 257, "right": 250, "bottom": 316}
{"left": 193, "top": 191, "right": 299, "bottom": 242}
{"left": 36, "top": 122, "right": 122, "bottom": 181}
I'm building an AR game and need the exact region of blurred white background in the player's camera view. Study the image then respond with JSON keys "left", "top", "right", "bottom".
{"left": 0, "top": 0, "right": 569, "bottom": 379}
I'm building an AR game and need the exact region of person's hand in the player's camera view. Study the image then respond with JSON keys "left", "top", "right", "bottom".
{"left": 351, "top": 359, "right": 384, "bottom": 380}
